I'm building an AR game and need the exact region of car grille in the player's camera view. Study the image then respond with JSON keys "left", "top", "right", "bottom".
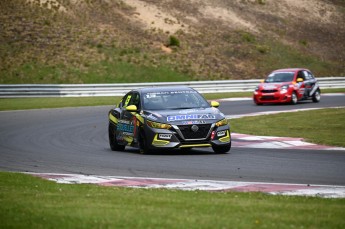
{"left": 261, "top": 89, "right": 278, "bottom": 93}
{"left": 261, "top": 96, "right": 276, "bottom": 100}
{"left": 176, "top": 124, "right": 212, "bottom": 140}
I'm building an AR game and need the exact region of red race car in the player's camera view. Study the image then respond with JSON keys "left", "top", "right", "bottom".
{"left": 253, "top": 68, "right": 321, "bottom": 105}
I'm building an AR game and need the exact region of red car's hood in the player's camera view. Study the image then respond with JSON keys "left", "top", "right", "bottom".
{"left": 259, "top": 82, "right": 290, "bottom": 90}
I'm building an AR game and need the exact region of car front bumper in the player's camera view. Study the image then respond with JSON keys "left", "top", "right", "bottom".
{"left": 144, "top": 124, "right": 231, "bottom": 150}
{"left": 253, "top": 91, "right": 293, "bottom": 103}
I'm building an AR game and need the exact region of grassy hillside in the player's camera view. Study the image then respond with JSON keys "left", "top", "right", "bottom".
{"left": 0, "top": 0, "right": 344, "bottom": 84}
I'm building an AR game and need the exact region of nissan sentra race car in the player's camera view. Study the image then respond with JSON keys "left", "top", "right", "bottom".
{"left": 253, "top": 68, "right": 321, "bottom": 105}
{"left": 108, "top": 87, "right": 231, "bottom": 154}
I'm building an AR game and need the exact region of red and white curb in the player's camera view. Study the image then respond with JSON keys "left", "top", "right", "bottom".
{"left": 232, "top": 133, "right": 345, "bottom": 150}
{"left": 28, "top": 173, "right": 345, "bottom": 198}
{"left": 226, "top": 106, "right": 345, "bottom": 120}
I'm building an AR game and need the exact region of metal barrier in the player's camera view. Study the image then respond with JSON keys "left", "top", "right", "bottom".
{"left": 0, "top": 77, "right": 344, "bottom": 98}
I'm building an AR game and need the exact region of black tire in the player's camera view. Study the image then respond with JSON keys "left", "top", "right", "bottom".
{"left": 180, "top": 148, "right": 192, "bottom": 153}
{"left": 108, "top": 123, "right": 125, "bottom": 151}
{"left": 139, "top": 131, "right": 151, "bottom": 154}
{"left": 254, "top": 98, "right": 263, "bottom": 106}
{"left": 312, "top": 90, "right": 321, "bottom": 103}
{"left": 212, "top": 143, "right": 231, "bottom": 154}
{"left": 290, "top": 92, "right": 298, "bottom": 105}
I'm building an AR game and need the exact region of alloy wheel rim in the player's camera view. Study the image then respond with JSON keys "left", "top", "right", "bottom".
{"left": 292, "top": 93, "right": 297, "bottom": 103}
{"left": 315, "top": 92, "right": 320, "bottom": 100}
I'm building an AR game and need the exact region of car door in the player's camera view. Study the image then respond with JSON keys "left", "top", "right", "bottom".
{"left": 305, "top": 71, "right": 318, "bottom": 97}
{"left": 302, "top": 70, "right": 315, "bottom": 97}
{"left": 296, "top": 70, "right": 307, "bottom": 98}
{"left": 118, "top": 92, "right": 141, "bottom": 146}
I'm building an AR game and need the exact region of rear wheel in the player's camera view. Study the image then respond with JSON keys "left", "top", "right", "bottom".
{"left": 290, "top": 92, "right": 298, "bottom": 105}
{"left": 312, "top": 90, "right": 321, "bottom": 103}
{"left": 212, "top": 143, "right": 231, "bottom": 154}
{"left": 108, "top": 123, "right": 125, "bottom": 151}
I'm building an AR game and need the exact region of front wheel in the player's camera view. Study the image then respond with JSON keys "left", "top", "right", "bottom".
{"left": 139, "top": 131, "right": 151, "bottom": 154}
{"left": 253, "top": 97, "right": 263, "bottom": 106}
{"left": 312, "top": 90, "right": 321, "bottom": 103}
{"left": 108, "top": 123, "right": 125, "bottom": 151}
{"left": 212, "top": 143, "right": 231, "bottom": 154}
{"left": 180, "top": 148, "right": 192, "bottom": 153}
{"left": 290, "top": 92, "right": 298, "bottom": 105}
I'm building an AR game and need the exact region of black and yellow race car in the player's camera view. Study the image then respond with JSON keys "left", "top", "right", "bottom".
{"left": 108, "top": 86, "right": 231, "bottom": 154}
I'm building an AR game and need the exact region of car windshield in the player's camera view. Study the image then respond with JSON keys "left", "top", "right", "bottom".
{"left": 142, "top": 90, "right": 210, "bottom": 110}
{"left": 265, "top": 72, "right": 294, "bottom": 83}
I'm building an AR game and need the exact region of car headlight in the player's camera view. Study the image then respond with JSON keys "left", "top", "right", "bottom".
{"left": 215, "top": 119, "right": 228, "bottom": 127}
{"left": 281, "top": 85, "right": 289, "bottom": 91}
{"left": 254, "top": 86, "right": 259, "bottom": 92}
{"left": 147, "top": 120, "right": 171, "bottom": 129}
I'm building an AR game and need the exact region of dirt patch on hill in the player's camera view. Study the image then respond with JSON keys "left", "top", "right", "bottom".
{"left": 125, "top": 0, "right": 189, "bottom": 34}
{"left": 282, "top": 0, "right": 340, "bottom": 24}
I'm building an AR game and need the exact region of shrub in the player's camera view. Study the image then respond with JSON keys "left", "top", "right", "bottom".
{"left": 299, "top": 40, "right": 308, "bottom": 46}
{"left": 168, "top": 35, "right": 180, "bottom": 47}
{"left": 256, "top": 45, "right": 270, "bottom": 54}
{"left": 241, "top": 32, "right": 256, "bottom": 43}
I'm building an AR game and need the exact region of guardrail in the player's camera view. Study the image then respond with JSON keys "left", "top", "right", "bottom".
{"left": 0, "top": 77, "right": 344, "bottom": 98}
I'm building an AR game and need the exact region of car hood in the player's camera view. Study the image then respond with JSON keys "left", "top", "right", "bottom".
{"left": 259, "top": 82, "right": 290, "bottom": 90}
{"left": 143, "top": 107, "right": 225, "bottom": 124}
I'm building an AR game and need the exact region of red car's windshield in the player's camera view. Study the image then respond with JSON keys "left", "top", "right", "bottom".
{"left": 265, "top": 72, "right": 294, "bottom": 83}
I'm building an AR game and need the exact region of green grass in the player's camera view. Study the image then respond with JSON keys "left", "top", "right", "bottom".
{"left": 0, "top": 97, "right": 121, "bottom": 111}
{"left": 81, "top": 61, "right": 192, "bottom": 83}
{"left": 255, "top": 40, "right": 341, "bottom": 76}
{"left": 231, "top": 108, "right": 345, "bottom": 147}
{"left": 204, "top": 92, "right": 253, "bottom": 100}
{"left": 1, "top": 172, "right": 344, "bottom": 229}
{"left": 1, "top": 61, "right": 192, "bottom": 84}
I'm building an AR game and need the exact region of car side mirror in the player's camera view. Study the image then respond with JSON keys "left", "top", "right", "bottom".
{"left": 297, "top": 78, "right": 304, "bottom": 82}
{"left": 126, "top": 105, "right": 138, "bottom": 112}
{"left": 210, "top": 101, "right": 219, "bottom": 108}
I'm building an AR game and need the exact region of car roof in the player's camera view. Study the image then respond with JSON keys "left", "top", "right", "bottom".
{"left": 134, "top": 86, "right": 196, "bottom": 94}
{"left": 272, "top": 68, "right": 310, "bottom": 73}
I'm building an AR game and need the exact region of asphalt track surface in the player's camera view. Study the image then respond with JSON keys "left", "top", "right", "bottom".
{"left": 0, "top": 95, "right": 344, "bottom": 185}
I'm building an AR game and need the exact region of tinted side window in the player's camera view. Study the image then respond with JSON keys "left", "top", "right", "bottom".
{"left": 121, "top": 93, "right": 133, "bottom": 108}
{"left": 128, "top": 92, "right": 141, "bottom": 109}
{"left": 297, "top": 71, "right": 305, "bottom": 81}
{"left": 302, "top": 71, "right": 310, "bottom": 80}
{"left": 307, "top": 71, "right": 315, "bottom": 80}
